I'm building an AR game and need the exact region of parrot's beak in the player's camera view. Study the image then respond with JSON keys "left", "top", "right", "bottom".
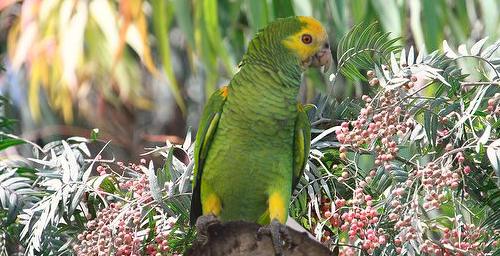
{"left": 310, "top": 43, "right": 332, "bottom": 72}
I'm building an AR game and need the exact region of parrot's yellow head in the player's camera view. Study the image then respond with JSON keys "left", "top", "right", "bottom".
{"left": 241, "top": 16, "right": 332, "bottom": 74}
{"left": 282, "top": 16, "right": 332, "bottom": 71}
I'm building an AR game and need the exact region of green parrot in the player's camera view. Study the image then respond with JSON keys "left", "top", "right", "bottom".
{"left": 190, "top": 16, "right": 331, "bottom": 251}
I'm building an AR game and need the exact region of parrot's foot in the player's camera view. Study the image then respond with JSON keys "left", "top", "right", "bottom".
{"left": 256, "top": 219, "right": 292, "bottom": 256}
{"left": 195, "top": 215, "right": 220, "bottom": 246}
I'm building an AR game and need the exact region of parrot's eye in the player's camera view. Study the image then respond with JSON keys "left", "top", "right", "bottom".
{"left": 301, "top": 34, "right": 313, "bottom": 44}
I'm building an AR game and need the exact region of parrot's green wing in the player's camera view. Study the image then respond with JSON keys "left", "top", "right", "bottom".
{"left": 190, "top": 87, "right": 228, "bottom": 225}
{"left": 292, "top": 104, "right": 312, "bottom": 191}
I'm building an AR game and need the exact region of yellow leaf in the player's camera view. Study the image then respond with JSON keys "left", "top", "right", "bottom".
{"left": 39, "top": 56, "right": 49, "bottom": 87}
{"left": 133, "top": 96, "right": 153, "bottom": 110}
{"left": 112, "top": 0, "right": 133, "bottom": 74}
{"left": 29, "top": 59, "right": 42, "bottom": 122}
{"left": 127, "top": 0, "right": 142, "bottom": 18}
{"left": 134, "top": 12, "right": 159, "bottom": 76}
{"left": 7, "top": 20, "right": 20, "bottom": 60}
{"left": 61, "top": 88, "right": 74, "bottom": 123}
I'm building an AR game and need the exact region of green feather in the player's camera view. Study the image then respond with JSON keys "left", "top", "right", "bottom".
{"left": 190, "top": 89, "right": 227, "bottom": 225}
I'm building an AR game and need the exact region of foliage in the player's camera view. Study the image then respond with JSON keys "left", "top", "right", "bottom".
{"left": 0, "top": 2, "right": 500, "bottom": 256}
{"left": 0, "top": 95, "right": 194, "bottom": 255}
{"left": 336, "top": 22, "right": 400, "bottom": 81}
{"left": 3, "top": 0, "right": 163, "bottom": 122}
{"left": 292, "top": 24, "right": 500, "bottom": 255}
{"left": 71, "top": 142, "right": 195, "bottom": 255}
{"left": 0, "top": 132, "right": 194, "bottom": 255}
{"left": 1, "top": 1, "right": 500, "bottom": 150}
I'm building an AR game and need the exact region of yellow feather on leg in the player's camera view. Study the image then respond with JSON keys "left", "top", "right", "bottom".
{"left": 268, "top": 192, "right": 287, "bottom": 224}
{"left": 203, "top": 193, "right": 222, "bottom": 216}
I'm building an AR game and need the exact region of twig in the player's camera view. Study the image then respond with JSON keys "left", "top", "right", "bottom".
{"left": 312, "top": 118, "right": 332, "bottom": 126}
{"left": 394, "top": 155, "right": 418, "bottom": 167}
{"left": 461, "top": 81, "right": 500, "bottom": 86}
{"left": 378, "top": 80, "right": 435, "bottom": 112}
{"left": 0, "top": 131, "right": 43, "bottom": 152}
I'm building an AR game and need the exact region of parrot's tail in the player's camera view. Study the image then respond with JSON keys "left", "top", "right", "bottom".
{"left": 190, "top": 186, "right": 203, "bottom": 226}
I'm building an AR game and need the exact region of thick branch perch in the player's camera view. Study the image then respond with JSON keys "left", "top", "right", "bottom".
{"left": 186, "top": 220, "right": 336, "bottom": 256}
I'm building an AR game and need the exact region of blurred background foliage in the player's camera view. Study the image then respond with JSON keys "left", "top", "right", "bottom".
{"left": 0, "top": 0, "right": 499, "bottom": 158}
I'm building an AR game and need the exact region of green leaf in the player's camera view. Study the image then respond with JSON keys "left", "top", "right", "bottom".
{"left": 68, "top": 186, "right": 86, "bottom": 218}
{"left": 479, "top": 0, "right": 499, "bottom": 39}
{"left": 90, "top": 128, "right": 99, "bottom": 141}
{"left": 370, "top": 0, "right": 401, "bottom": 35}
{"left": 146, "top": 161, "right": 164, "bottom": 206}
{"left": 0, "top": 117, "right": 17, "bottom": 131}
{"left": 146, "top": 209, "right": 157, "bottom": 242}
{"left": 91, "top": 174, "right": 118, "bottom": 194}
{"left": 158, "top": 147, "right": 174, "bottom": 189}
{"left": 350, "top": 0, "right": 368, "bottom": 24}
{"left": 151, "top": 0, "right": 187, "bottom": 114}
{"left": 423, "top": 110, "right": 438, "bottom": 147}
{"left": 329, "top": 0, "right": 347, "bottom": 38}
{"left": 422, "top": 0, "right": 444, "bottom": 51}
{"left": 172, "top": 0, "right": 195, "bottom": 49}
{"left": 16, "top": 167, "right": 38, "bottom": 180}
{"left": 0, "top": 138, "right": 25, "bottom": 151}
{"left": 203, "top": 0, "right": 234, "bottom": 74}
{"left": 272, "top": 0, "right": 294, "bottom": 18}
{"left": 247, "top": 0, "right": 269, "bottom": 33}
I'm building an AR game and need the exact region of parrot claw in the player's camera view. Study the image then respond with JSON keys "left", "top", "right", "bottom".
{"left": 256, "top": 219, "right": 292, "bottom": 256}
{"left": 195, "top": 215, "right": 221, "bottom": 246}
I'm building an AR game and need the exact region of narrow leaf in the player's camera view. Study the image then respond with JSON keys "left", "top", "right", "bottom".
{"left": 0, "top": 138, "right": 25, "bottom": 151}
{"left": 408, "top": 46, "right": 415, "bottom": 66}
{"left": 471, "top": 37, "right": 489, "bottom": 55}
{"left": 487, "top": 139, "right": 500, "bottom": 176}
{"left": 458, "top": 44, "right": 469, "bottom": 56}
{"left": 443, "top": 40, "right": 458, "bottom": 58}
{"left": 390, "top": 52, "right": 399, "bottom": 73}
{"left": 151, "top": 0, "right": 186, "bottom": 113}
{"left": 416, "top": 49, "right": 424, "bottom": 64}
{"left": 400, "top": 48, "right": 407, "bottom": 67}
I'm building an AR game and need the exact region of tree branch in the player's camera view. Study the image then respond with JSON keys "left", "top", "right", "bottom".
{"left": 187, "top": 220, "right": 336, "bottom": 256}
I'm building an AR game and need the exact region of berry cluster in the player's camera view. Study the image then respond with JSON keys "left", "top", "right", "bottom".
{"left": 327, "top": 69, "right": 498, "bottom": 255}
{"left": 320, "top": 197, "right": 346, "bottom": 231}
{"left": 145, "top": 218, "right": 178, "bottom": 256}
{"left": 320, "top": 191, "right": 387, "bottom": 256}
{"left": 73, "top": 161, "right": 177, "bottom": 255}
{"left": 415, "top": 162, "right": 461, "bottom": 192}
{"left": 120, "top": 175, "right": 153, "bottom": 203}
{"left": 73, "top": 202, "right": 134, "bottom": 255}
{"left": 74, "top": 202, "right": 174, "bottom": 256}
{"left": 336, "top": 88, "right": 412, "bottom": 172}
{"left": 418, "top": 223, "right": 488, "bottom": 256}
{"left": 338, "top": 200, "right": 387, "bottom": 255}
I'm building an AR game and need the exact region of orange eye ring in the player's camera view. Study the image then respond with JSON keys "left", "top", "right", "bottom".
{"left": 301, "top": 34, "right": 313, "bottom": 44}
